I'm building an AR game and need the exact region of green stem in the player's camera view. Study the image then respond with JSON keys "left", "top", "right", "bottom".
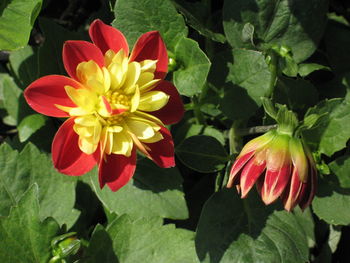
{"left": 267, "top": 51, "right": 278, "bottom": 98}
{"left": 237, "top": 124, "right": 277, "bottom": 136}
{"left": 192, "top": 96, "right": 206, "bottom": 125}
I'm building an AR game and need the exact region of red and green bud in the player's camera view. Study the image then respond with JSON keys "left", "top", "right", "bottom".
{"left": 227, "top": 130, "right": 316, "bottom": 211}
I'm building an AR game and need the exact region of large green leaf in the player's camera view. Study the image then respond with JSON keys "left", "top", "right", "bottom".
{"left": 0, "top": 184, "right": 60, "bottom": 263}
{"left": 113, "top": 0, "right": 187, "bottom": 50}
{"left": 84, "top": 215, "right": 198, "bottom": 263}
{"left": 173, "top": 37, "right": 211, "bottom": 97}
{"left": 312, "top": 177, "right": 350, "bottom": 226}
{"left": 303, "top": 98, "right": 350, "bottom": 156}
{"left": 195, "top": 189, "right": 310, "bottom": 263}
{"left": 227, "top": 49, "right": 272, "bottom": 106}
{"left": 329, "top": 154, "right": 350, "bottom": 188}
{"left": 0, "top": 73, "right": 22, "bottom": 125}
{"left": 0, "top": 0, "right": 42, "bottom": 50}
{"left": 0, "top": 143, "right": 79, "bottom": 228}
{"left": 17, "top": 114, "right": 47, "bottom": 142}
{"left": 176, "top": 135, "right": 229, "bottom": 173}
{"left": 9, "top": 45, "right": 39, "bottom": 88}
{"left": 88, "top": 158, "right": 188, "bottom": 220}
{"left": 223, "top": 0, "right": 329, "bottom": 62}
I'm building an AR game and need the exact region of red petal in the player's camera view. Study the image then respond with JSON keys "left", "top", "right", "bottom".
{"left": 282, "top": 168, "right": 303, "bottom": 211}
{"left": 25, "top": 75, "right": 82, "bottom": 117}
{"left": 240, "top": 157, "right": 266, "bottom": 198}
{"left": 63, "top": 40, "right": 104, "bottom": 80}
{"left": 150, "top": 80, "right": 184, "bottom": 125}
{"left": 299, "top": 165, "right": 317, "bottom": 210}
{"left": 227, "top": 151, "right": 255, "bottom": 188}
{"left": 89, "top": 19, "right": 129, "bottom": 55}
{"left": 98, "top": 148, "right": 137, "bottom": 192}
{"left": 129, "top": 31, "right": 168, "bottom": 79}
{"left": 144, "top": 126, "right": 175, "bottom": 168}
{"left": 52, "top": 118, "right": 97, "bottom": 175}
{"left": 261, "top": 165, "right": 291, "bottom": 205}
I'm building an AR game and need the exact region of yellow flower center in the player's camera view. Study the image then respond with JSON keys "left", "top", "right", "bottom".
{"left": 55, "top": 49, "right": 169, "bottom": 157}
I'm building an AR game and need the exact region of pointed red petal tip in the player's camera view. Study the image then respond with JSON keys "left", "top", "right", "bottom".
{"left": 24, "top": 75, "right": 81, "bottom": 117}
{"left": 130, "top": 31, "right": 168, "bottom": 79}
{"left": 226, "top": 151, "right": 255, "bottom": 188}
{"left": 144, "top": 126, "right": 175, "bottom": 168}
{"left": 261, "top": 164, "right": 291, "bottom": 205}
{"left": 240, "top": 157, "right": 266, "bottom": 198}
{"left": 98, "top": 148, "right": 137, "bottom": 192}
{"left": 89, "top": 19, "right": 129, "bottom": 55}
{"left": 52, "top": 118, "right": 97, "bottom": 175}
{"left": 151, "top": 80, "right": 184, "bottom": 125}
{"left": 63, "top": 40, "right": 104, "bottom": 80}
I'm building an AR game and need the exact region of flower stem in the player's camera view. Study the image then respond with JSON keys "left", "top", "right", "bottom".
{"left": 192, "top": 95, "right": 206, "bottom": 125}
{"left": 237, "top": 124, "right": 277, "bottom": 136}
{"left": 266, "top": 51, "right": 278, "bottom": 98}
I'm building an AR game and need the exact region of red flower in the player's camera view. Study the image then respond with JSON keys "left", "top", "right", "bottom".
{"left": 227, "top": 130, "right": 317, "bottom": 211}
{"left": 24, "top": 19, "right": 184, "bottom": 191}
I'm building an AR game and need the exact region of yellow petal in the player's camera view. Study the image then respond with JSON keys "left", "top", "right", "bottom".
{"left": 139, "top": 131, "right": 163, "bottom": 143}
{"left": 74, "top": 115, "right": 98, "bottom": 126}
{"left": 130, "top": 86, "right": 140, "bottom": 112}
{"left": 126, "top": 119, "right": 155, "bottom": 140}
{"left": 133, "top": 111, "right": 164, "bottom": 127}
{"left": 76, "top": 60, "right": 104, "bottom": 85}
{"left": 140, "top": 59, "right": 157, "bottom": 72}
{"left": 123, "top": 62, "right": 141, "bottom": 94}
{"left": 64, "top": 85, "right": 97, "bottom": 111}
{"left": 107, "top": 125, "right": 123, "bottom": 133}
{"left": 111, "top": 131, "right": 133, "bottom": 156}
{"left": 79, "top": 137, "right": 98, "bottom": 154}
{"left": 138, "top": 91, "right": 169, "bottom": 112}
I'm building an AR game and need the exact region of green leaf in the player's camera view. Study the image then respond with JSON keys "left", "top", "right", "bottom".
{"left": 173, "top": 37, "right": 211, "bottom": 97}
{"left": 113, "top": 0, "right": 187, "bottom": 50}
{"left": 220, "top": 84, "right": 259, "bottom": 121}
{"left": 227, "top": 49, "right": 272, "bottom": 106}
{"left": 18, "top": 114, "right": 47, "bottom": 142}
{"left": 223, "top": 0, "right": 328, "bottom": 62}
{"left": 329, "top": 155, "right": 350, "bottom": 189}
{"left": 176, "top": 135, "right": 229, "bottom": 173}
{"left": 9, "top": 45, "right": 39, "bottom": 87}
{"left": 312, "top": 177, "right": 350, "bottom": 226}
{"left": 85, "top": 215, "right": 198, "bottom": 263}
{"left": 195, "top": 189, "right": 310, "bottom": 263}
{"left": 174, "top": 122, "right": 225, "bottom": 146}
{"left": 303, "top": 98, "right": 350, "bottom": 156}
{"left": 0, "top": 0, "right": 42, "bottom": 50}
{"left": 82, "top": 224, "right": 118, "bottom": 263}
{"left": 298, "top": 63, "right": 330, "bottom": 77}
{"left": 0, "top": 73, "right": 22, "bottom": 125}
{"left": 172, "top": 1, "right": 226, "bottom": 43}
{"left": 0, "top": 143, "right": 79, "bottom": 228}
{"left": 88, "top": 158, "right": 188, "bottom": 220}
{"left": 0, "top": 184, "right": 60, "bottom": 263}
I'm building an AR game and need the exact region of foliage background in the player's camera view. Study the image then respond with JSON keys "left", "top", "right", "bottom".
{"left": 1, "top": 0, "right": 350, "bottom": 262}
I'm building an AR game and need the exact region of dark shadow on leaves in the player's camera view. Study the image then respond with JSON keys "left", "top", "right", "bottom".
{"left": 195, "top": 188, "right": 282, "bottom": 263}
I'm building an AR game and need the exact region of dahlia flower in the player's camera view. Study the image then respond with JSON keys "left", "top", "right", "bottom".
{"left": 24, "top": 19, "right": 184, "bottom": 191}
{"left": 227, "top": 130, "right": 316, "bottom": 211}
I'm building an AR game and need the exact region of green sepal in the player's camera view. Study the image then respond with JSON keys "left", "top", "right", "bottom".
{"left": 262, "top": 97, "right": 298, "bottom": 135}
{"left": 261, "top": 97, "right": 277, "bottom": 120}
